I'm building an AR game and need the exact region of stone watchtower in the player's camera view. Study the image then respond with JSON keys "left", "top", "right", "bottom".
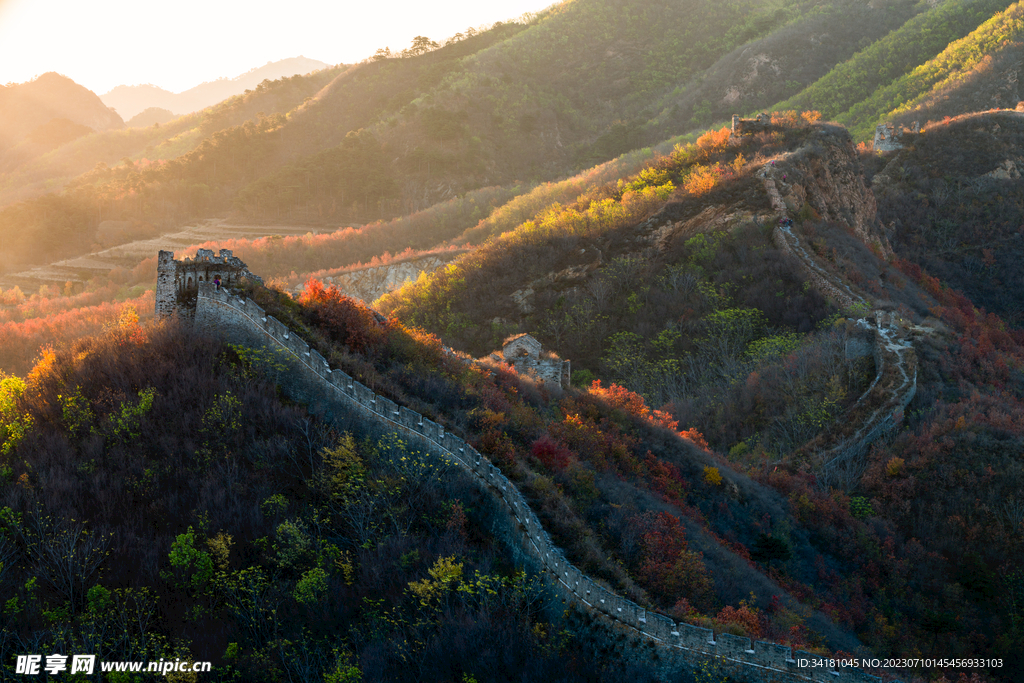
{"left": 731, "top": 113, "right": 771, "bottom": 136}
{"left": 155, "top": 249, "right": 262, "bottom": 319}
{"left": 495, "top": 333, "right": 571, "bottom": 388}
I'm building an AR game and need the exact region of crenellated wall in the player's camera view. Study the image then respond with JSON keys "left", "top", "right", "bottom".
{"left": 732, "top": 113, "right": 772, "bottom": 136}
{"left": 192, "top": 280, "right": 894, "bottom": 683}
{"left": 156, "top": 249, "right": 263, "bottom": 319}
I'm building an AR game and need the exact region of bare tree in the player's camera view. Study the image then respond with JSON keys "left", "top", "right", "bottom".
{"left": 1001, "top": 496, "right": 1024, "bottom": 536}
{"left": 20, "top": 511, "right": 110, "bottom": 611}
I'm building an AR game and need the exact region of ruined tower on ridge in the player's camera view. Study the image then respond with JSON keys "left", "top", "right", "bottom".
{"left": 155, "top": 249, "right": 262, "bottom": 318}
{"left": 486, "top": 333, "right": 571, "bottom": 388}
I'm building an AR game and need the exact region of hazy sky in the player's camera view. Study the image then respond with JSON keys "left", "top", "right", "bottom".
{"left": 0, "top": 0, "right": 557, "bottom": 95}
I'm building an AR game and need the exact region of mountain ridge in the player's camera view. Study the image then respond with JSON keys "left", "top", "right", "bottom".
{"left": 0, "top": 72, "right": 123, "bottom": 152}
{"left": 100, "top": 56, "right": 331, "bottom": 119}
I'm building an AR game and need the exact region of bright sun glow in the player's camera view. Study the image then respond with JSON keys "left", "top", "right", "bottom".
{"left": 0, "top": 0, "right": 557, "bottom": 94}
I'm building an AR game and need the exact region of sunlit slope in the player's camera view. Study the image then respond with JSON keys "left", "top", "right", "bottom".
{"left": 842, "top": 1, "right": 1024, "bottom": 137}
{"left": 241, "top": 0, "right": 823, "bottom": 220}
{"left": 7, "top": 0, "right": 1023, "bottom": 278}
{"left": 0, "top": 66, "right": 346, "bottom": 208}
{"left": 0, "top": 0, "right": 812, "bottom": 255}
{"left": 772, "top": 0, "right": 1016, "bottom": 131}
{"left": 642, "top": 0, "right": 924, "bottom": 140}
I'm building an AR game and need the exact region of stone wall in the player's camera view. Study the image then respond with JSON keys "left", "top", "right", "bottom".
{"left": 156, "top": 249, "right": 262, "bottom": 319}
{"left": 193, "top": 280, "right": 893, "bottom": 683}
{"left": 873, "top": 122, "right": 918, "bottom": 152}
{"left": 292, "top": 253, "right": 464, "bottom": 304}
{"left": 761, "top": 170, "right": 918, "bottom": 479}
{"left": 819, "top": 314, "right": 918, "bottom": 477}
{"left": 765, "top": 175, "right": 863, "bottom": 310}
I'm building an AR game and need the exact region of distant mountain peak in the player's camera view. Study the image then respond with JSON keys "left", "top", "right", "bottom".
{"left": 100, "top": 57, "right": 332, "bottom": 119}
{"left": 0, "top": 73, "right": 123, "bottom": 150}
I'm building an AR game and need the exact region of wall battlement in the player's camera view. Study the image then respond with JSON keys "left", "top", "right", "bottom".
{"left": 191, "top": 278, "right": 896, "bottom": 683}
{"left": 156, "top": 249, "right": 263, "bottom": 319}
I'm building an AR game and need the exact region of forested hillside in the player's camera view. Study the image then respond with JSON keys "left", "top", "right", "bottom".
{"left": 3, "top": 0, "right": 1023, "bottom": 281}
{"left": 643, "top": 0, "right": 924, "bottom": 140}
{"left": 869, "top": 111, "right": 1024, "bottom": 327}
{"left": 379, "top": 115, "right": 1024, "bottom": 679}
{"left": 0, "top": 315, "right": 675, "bottom": 682}
{"left": 0, "top": 0, "right": 910, "bottom": 273}
{"left": 773, "top": 0, "right": 1023, "bottom": 138}
{"left": 2, "top": 0, "right": 1024, "bottom": 677}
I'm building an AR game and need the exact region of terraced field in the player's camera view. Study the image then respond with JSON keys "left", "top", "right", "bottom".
{"left": 0, "top": 218, "right": 319, "bottom": 291}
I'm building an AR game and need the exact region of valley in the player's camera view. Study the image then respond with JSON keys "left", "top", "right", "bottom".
{"left": 0, "top": 218, "right": 320, "bottom": 292}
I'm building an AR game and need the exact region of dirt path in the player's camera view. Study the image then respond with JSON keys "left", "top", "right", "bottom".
{"left": 0, "top": 218, "right": 320, "bottom": 291}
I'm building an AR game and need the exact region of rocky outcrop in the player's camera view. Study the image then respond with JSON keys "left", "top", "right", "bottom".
{"left": 297, "top": 253, "right": 463, "bottom": 304}
{"left": 769, "top": 126, "right": 892, "bottom": 258}
{"left": 983, "top": 159, "right": 1021, "bottom": 180}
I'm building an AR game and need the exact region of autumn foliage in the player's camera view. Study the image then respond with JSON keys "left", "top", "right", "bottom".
{"left": 635, "top": 511, "right": 714, "bottom": 610}
{"left": 298, "top": 279, "right": 387, "bottom": 354}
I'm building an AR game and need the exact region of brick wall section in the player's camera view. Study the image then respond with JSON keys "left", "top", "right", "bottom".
{"left": 193, "top": 280, "right": 894, "bottom": 683}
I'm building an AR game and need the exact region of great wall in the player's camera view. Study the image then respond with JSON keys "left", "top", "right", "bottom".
{"left": 156, "top": 231, "right": 907, "bottom": 683}
{"left": 146, "top": 123, "right": 927, "bottom": 682}
{"left": 760, "top": 159, "right": 918, "bottom": 486}
{"left": 188, "top": 280, "right": 896, "bottom": 683}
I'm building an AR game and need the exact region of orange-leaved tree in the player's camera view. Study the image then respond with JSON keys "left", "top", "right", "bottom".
{"left": 298, "top": 279, "right": 386, "bottom": 354}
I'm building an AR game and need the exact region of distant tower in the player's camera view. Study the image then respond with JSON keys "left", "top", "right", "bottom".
{"left": 873, "top": 123, "right": 903, "bottom": 152}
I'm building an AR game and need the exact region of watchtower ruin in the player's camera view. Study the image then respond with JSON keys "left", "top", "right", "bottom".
{"left": 491, "top": 333, "right": 571, "bottom": 388}
{"left": 873, "top": 121, "right": 919, "bottom": 152}
{"left": 731, "top": 113, "right": 771, "bottom": 136}
{"left": 156, "top": 249, "right": 262, "bottom": 318}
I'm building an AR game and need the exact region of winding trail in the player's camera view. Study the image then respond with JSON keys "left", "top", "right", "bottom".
{"left": 760, "top": 166, "right": 917, "bottom": 478}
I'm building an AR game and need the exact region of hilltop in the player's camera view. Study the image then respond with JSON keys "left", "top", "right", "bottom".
{"left": 125, "top": 107, "right": 177, "bottom": 128}
{"left": 0, "top": 73, "right": 123, "bottom": 145}
{"left": 0, "top": 72, "right": 123, "bottom": 168}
